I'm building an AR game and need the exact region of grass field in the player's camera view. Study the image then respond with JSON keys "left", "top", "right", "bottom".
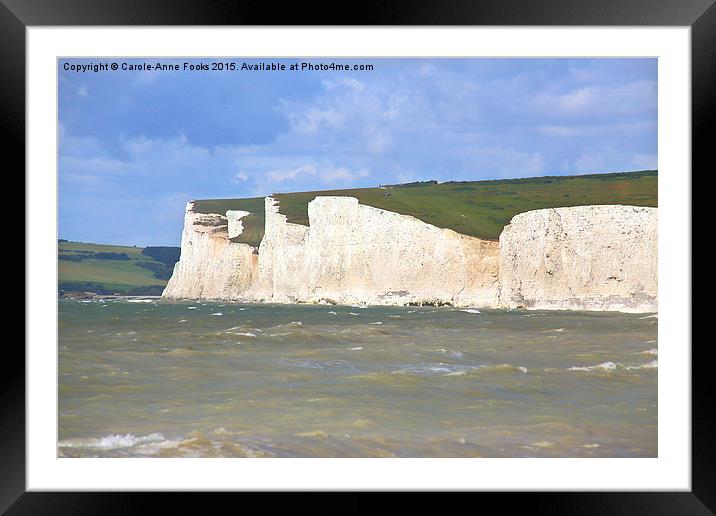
{"left": 58, "top": 241, "right": 180, "bottom": 295}
{"left": 194, "top": 170, "right": 657, "bottom": 246}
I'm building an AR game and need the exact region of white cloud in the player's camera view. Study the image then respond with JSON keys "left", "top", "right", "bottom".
{"left": 133, "top": 70, "right": 162, "bottom": 86}
{"left": 539, "top": 125, "right": 583, "bottom": 137}
{"left": 573, "top": 152, "right": 606, "bottom": 172}
{"left": 459, "top": 146, "right": 545, "bottom": 178}
{"left": 418, "top": 64, "right": 436, "bottom": 77}
{"left": 632, "top": 153, "right": 657, "bottom": 169}
{"left": 267, "top": 164, "right": 317, "bottom": 182}
{"left": 233, "top": 171, "right": 250, "bottom": 183}
{"left": 321, "top": 166, "right": 370, "bottom": 184}
{"left": 532, "top": 80, "right": 656, "bottom": 117}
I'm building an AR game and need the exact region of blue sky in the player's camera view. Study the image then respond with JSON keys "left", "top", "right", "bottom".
{"left": 59, "top": 58, "right": 657, "bottom": 246}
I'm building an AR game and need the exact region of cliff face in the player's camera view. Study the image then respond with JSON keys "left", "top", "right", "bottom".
{"left": 249, "top": 196, "right": 500, "bottom": 306}
{"left": 162, "top": 198, "right": 657, "bottom": 312}
{"left": 162, "top": 203, "right": 257, "bottom": 299}
{"left": 498, "top": 205, "right": 657, "bottom": 312}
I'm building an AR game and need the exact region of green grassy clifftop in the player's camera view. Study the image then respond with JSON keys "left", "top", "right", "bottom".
{"left": 193, "top": 170, "right": 657, "bottom": 247}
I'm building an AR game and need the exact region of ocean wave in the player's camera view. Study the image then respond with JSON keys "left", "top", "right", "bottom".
{"left": 459, "top": 308, "right": 481, "bottom": 314}
{"left": 568, "top": 362, "right": 617, "bottom": 372}
{"left": 278, "top": 358, "right": 358, "bottom": 371}
{"left": 481, "top": 363, "right": 528, "bottom": 374}
{"left": 568, "top": 360, "right": 657, "bottom": 372}
{"left": 625, "top": 360, "right": 658, "bottom": 370}
{"left": 437, "top": 348, "right": 464, "bottom": 359}
{"left": 210, "top": 312, "right": 223, "bottom": 316}
{"left": 59, "top": 432, "right": 167, "bottom": 450}
{"left": 392, "top": 364, "right": 460, "bottom": 375}
{"left": 390, "top": 361, "right": 529, "bottom": 377}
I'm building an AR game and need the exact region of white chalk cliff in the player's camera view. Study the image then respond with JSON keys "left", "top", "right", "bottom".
{"left": 498, "top": 205, "right": 657, "bottom": 312}
{"left": 163, "top": 203, "right": 257, "bottom": 299}
{"left": 248, "top": 196, "right": 500, "bottom": 306}
{"left": 163, "top": 198, "right": 657, "bottom": 313}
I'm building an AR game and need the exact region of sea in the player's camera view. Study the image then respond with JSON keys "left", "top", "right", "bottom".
{"left": 58, "top": 299, "right": 658, "bottom": 458}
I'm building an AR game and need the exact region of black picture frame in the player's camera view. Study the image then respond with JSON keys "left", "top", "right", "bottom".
{"left": 5, "top": 0, "right": 709, "bottom": 512}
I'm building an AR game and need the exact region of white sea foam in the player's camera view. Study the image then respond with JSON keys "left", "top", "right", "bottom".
{"left": 437, "top": 348, "right": 464, "bottom": 359}
{"left": 178, "top": 319, "right": 187, "bottom": 323}
{"left": 460, "top": 308, "right": 481, "bottom": 314}
{"left": 59, "top": 432, "right": 167, "bottom": 450}
{"left": 369, "top": 322, "right": 383, "bottom": 325}
{"left": 210, "top": 312, "right": 223, "bottom": 316}
{"left": 543, "top": 328, "right": 565, "bottom": 333}
{"left": 568, "top": 361, "right": 618, "bottom": 372}
{"left": 187, "top": 306, "right": 197, "bottom": 310}
{"left": 639, "top": 314, "right": 658, "bottom": 319}
{"left": 569, "top": 360, "right": 657, "bottom": 372}
{"left": 348, "top": 347, "right": 363, "bottom": 351}
{"left": 328, "top": 311, "right": 338, "bottom": 315}
{"left": 233, "top": 332, "right": 256, "bottom": 338}
{"left": 127, "top": 299, "right": 154, "bottom": 303}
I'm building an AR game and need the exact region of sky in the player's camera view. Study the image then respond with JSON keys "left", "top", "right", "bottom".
{"left": 58, "top": 58, "right": 657, "bottom": 246}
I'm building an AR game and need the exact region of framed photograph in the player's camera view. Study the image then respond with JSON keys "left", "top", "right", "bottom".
{"left": 8, "top": 0, "right": 709, "bottom": 512}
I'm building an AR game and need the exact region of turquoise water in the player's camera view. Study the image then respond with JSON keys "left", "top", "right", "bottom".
{"left": 58, "top": 299, "right": 657, "bottom": 457}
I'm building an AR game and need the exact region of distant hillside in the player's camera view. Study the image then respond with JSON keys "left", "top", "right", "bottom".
{"left": 193, "top": 170, "right": 657, "bottom": 247}
{"left": 58, "top": 241, "right": 180, "bottom": 295}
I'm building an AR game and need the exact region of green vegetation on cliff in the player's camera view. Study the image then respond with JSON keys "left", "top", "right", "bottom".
{"left": 192, "top": 169, "right": 657, "bottom": 247}
{"left": 58, "top": 241, "right": 180, "bottom": 295}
